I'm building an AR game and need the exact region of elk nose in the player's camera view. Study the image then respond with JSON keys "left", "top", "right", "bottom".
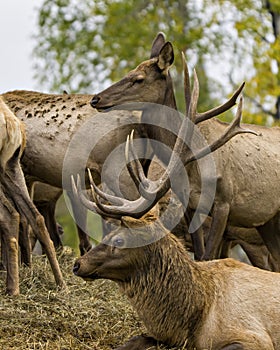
{"left": 90, "top": 95, "right": 100, "bottom": 108}
{"left": 73, "top": 261, "right": 80, "bottom": 275}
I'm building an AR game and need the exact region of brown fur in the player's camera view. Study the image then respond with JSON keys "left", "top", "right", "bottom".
{"left": 74, "top": 214, "right": 280, "bottom": 349}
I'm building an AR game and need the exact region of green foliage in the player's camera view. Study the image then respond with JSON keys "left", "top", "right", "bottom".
{"left": 34, "top": 0, "right": 279, "bottom": 123}
{"left": 204, "top": 0, "right": 280, "bottom": 124}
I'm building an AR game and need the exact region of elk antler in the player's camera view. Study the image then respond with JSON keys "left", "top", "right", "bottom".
{"left": 181, "top": 51, "right": 246, "bottom": 124}
{"left": 72, "top": 54, "right": 257, "bottom": 220}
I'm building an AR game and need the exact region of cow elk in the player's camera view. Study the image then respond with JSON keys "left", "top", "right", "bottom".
{"left": 72, "top": 78, "right": 280, "bottom": 348}
{"left": 0, "top": 97, "right": 65, "bottom": 295}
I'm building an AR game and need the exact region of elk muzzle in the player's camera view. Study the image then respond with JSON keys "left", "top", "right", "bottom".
{"left": 73, "top": 258, "right": 101, "bottom": 280}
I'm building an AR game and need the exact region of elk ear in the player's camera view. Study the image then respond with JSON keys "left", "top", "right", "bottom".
{"left": 157, "top": 42, "right": 174, "bottom": 72}
{"left": 150, "top": 32, "right": 166, "bottom": 58}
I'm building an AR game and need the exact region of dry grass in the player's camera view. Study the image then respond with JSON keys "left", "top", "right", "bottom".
{"left": 0, "top": 248, "right": 182, "bottom": 350}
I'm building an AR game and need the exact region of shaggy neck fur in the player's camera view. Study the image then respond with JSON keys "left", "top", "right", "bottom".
{"left": 118, "top": 234, "right": 216, "bottom": 348}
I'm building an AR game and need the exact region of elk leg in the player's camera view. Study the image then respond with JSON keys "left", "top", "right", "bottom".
{"left": 183, "top": 208, "right": 205, "bottom": 260}
{"left": 3, "top": 221, "right": 20, "bottom": 296}
{"left": 257, "top": 214, "right": 280, "bottom": 272}
{"left": 0, "top": 187, "right": 20, "bottom": 296}
{"left": 237, "top": 239, "right": 276, "bottom": 271}
{"left": 202, "top": 202, "right": 230, "bottom": 260}
{"left": 67, "top": 190, "right": 92, "bottom": 255}
{"left": 190, "top": 221, "right": 205, "bottom": 260}
{"left": 35, "top": 198, "right": 63, "bottom": 250}
{"left": 18, "top": 216, "right": 32, "bottom": 266}
{"left": 220, "top": 238, "right": 232, "bottom": 259}
{"left": 2, "top": 163, "right": 65, "bottom": 289}
{"left": 114, "top": 335, "right": 158, "bottom": 350}
{"left": 0, "top": 233, "right": 6, "bottom": 270}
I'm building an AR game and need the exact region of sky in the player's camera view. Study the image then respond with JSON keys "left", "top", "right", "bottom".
{"left": 0, "top": 1, "right": 44, "bottom": 93}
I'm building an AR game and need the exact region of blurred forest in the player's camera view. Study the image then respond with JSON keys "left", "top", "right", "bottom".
{"left": 31, "top": 0, "right": 280, "bottom": 250}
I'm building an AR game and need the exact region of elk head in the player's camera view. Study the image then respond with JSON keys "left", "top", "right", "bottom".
{"left": 73, "top": 212, "right": 164, "bottom": 282}
{"left": 90, "top": 32, "right": 177, "bottom": 110}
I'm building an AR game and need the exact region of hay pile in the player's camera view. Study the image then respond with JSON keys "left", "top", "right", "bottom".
{"left": 0, "top": 249, "right": 181, "bottom": 349}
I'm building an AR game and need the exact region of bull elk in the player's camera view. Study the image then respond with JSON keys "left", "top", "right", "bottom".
{"left": 73, "top": 213, "right": 280, "bottom": 350}
{"left": 72, "top": 79, "right": 280, "bottom": 349}
{"left": 90, "top": 34, "right": 280, "bottom": 270}
{"left": 0, "top": 97, "right": 65, "bottom": 295}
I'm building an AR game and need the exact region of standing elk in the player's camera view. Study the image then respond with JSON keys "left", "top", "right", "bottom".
{"left": 90, "top": 35, "right": 280, "bottom": 270}
{"left": 72, "top": 77, "right": 280, "bottom": 349}
{"left": 0, "top": 97, "right": 65, "bottom": 295}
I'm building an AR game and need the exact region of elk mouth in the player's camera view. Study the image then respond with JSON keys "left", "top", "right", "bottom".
{"left": 80, "top": 273, "right": 102, "bottom": 281}
{"left": 74, "top": 270, "right": 102, "bottom": 281}
{"left": 96, "top": 106, "right": 114, "bottom": 112}
{"left": 90, "top": 96, "right": 114, "bottom": 111}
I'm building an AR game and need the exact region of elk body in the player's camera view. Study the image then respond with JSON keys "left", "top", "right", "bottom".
{"left": 1, "top": 91, "right": 95, "bottom": 254}
{"left": 189, "top": 117, "right": 280, "bottom": 263}
{"left": 1, "top": 92, "right": 151, "bottom": 254}
{"left": 90, "top": 36, "right": 280, "bottom": 269}
{"left": 0, "top": 97, "right": 65, "bottom": 295}
{"left": 73, "top": 215, "right": 280, "bottom": 350}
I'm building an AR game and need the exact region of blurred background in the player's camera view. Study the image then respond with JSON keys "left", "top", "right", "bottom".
{"left": 1, "top": 0, "right": 279, "bottom": 252}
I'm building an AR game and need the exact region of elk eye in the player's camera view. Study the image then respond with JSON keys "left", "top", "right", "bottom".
{"left": 113, "top": 237, "right": 125, "bottom": 248}
{"left": 134, "top": 76, "right": 144, "bottom": 84}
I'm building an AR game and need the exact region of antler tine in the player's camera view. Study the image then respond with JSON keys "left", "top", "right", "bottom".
{"left": 181, "top": 51, "right": 244, "bottom": 124}
{"left": 75, "top": 164, "right": 168, "bottom": 219}
{"left": 182, "top": 51, "right": 191, "bottom": 114}
{"left": 185, "top": 96, "right": 258, "bottom": 164}
{"left": 195, "top": 82, "right": 245, "bottom": 124}
{"left": 189, "top": 68, "right": 199, "bottom": 123}
{"left": 125, "top": 133, "right": 140, "bottom": 188}
{"left": 87, "top": 168, "right": 129, "bottom": 207}
{"left": 72, "top": 171, "right": 151, "bottom": 219}
{"left": 71, "top": 174, "right": 100, "bottom": 214}
{"left": 125, "top": 130, "right": 151, "bottom": 192}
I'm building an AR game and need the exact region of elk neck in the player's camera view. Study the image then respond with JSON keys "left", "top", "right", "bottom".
{"left": 117, "top": 233, "right": 216, "bottom": 348}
